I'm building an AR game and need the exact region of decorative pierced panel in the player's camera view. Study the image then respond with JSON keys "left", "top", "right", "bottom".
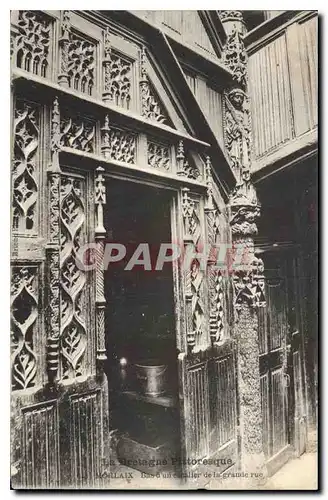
{"left": 67, "top": 32, "right": 96, "bottom": 96}
{"left": 12, "top": 99, "right": 40, "bottom": 234}
{"left": 14, "top": 11, "right": 53, "bottom": 78}
{"left": 60, "top": 112, "right": 96, "bottom": 153}
{"left": 101, "top": 121, "right": 136, "bottom": 164}
{"left": 103, "top": 51, "right": 132, "bottom": 109}
{"left": 11, "top": 266, "right": 39, "bottom": 391}
{"left": 147, "top": 140, "right": 171, "bottom": 171}
{"left": 59, "top": 175, "right": 88, "bottom": 380}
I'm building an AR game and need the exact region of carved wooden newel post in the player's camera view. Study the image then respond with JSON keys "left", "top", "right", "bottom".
{"left": 95, "top": 167, "right": 107, "bottom": 369}
{"left": 220, "top": 11, "right": 266, "bottom": 475}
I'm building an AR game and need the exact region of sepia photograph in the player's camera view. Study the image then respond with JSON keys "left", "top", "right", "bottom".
{"left": 9, "top": 9, "right": 318, "bottom": 490}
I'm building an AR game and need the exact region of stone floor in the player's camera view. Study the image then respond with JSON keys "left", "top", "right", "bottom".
{"left": 102, "top": 452, "right": 318, "bottom": 490}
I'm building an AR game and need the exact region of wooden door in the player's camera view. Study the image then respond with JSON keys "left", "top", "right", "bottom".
{"left": 175, "top": 189, "right": 238, "bottom": 483}
{"left": 259, "top": 252, "right": 290, "bottom": 475}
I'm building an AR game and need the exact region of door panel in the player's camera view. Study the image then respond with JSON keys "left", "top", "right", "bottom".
{"left": 259, "top": 254, "right": 291, "bottom": 474}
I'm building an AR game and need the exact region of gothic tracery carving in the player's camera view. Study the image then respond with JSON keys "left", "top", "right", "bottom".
{"left": 61, "top": 31, "right": 96, "bottom": 95}
{"left": 147, "top": 141, "right": 170, "bottom": 171}
{"left": 101, "top": 115, "right": 136, "bottom": 163}
{"left": 60, "top": 176, "right": 87, "bottom": 379}
{"left": 15, "top": 10, "right": 52, "bottom": 78}
{"left": 12, "top": 101, "right": 39, "bottom": 233}
{"left": 11, "top": 267, "right": 38, "bottom": 390}
{"left": 60, "top": 114, "right": 95, "bottom": 153}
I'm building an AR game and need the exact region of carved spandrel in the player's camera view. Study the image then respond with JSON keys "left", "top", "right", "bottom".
{"left": 15, "top": 11, "right": 52, "bottom": 78}
{"left": 60, "top": 176, "right": 87, "bottom": 379}
{"left": 12, "top": 100, "right": 40, "bottom": 234}
{"left": 11, "top": 266, "right": 38, "bottom": 391}
{"left": 140, "top": 47, "right": 171, "bottom": 125}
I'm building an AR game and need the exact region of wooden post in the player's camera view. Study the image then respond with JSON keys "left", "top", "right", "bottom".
{"left": 95, "top": 167, "right": 107, "bottom": 367}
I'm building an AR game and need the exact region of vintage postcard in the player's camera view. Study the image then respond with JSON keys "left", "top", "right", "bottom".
{"left": 10, "top": 9, "right": 318, "bottom": 490}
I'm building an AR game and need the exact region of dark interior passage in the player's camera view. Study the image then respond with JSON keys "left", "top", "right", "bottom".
{"left": 104, "top": 179, "right": 180, "bottom": 472}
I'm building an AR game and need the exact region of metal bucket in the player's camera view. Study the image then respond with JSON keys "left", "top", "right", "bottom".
{"left": 135, "top": 361, "right": 167, "bottom": 397}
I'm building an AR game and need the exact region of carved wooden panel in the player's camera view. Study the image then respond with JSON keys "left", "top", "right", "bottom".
{"left": 103, "top": 49, "right": 133, "bottom": 109}
{"left": 260, "top": 373, "right": 270, "bottom": 458}
{"left": 60, "top": 112, "right": 96, "bottom": 153}
{"left": 271, "top": 368, "right": 288, "bottom": 455}
{"left": 66, "top": 32, "right": 96, "bottom": 96}
{"left": 101, "top": 117, "right": 136, "bottom": 164}
{"left": 214, "top": 355, "right": 236, "bottom": 446}
{"left": 69, "top": 390, "right": 102, "bottom": 487}
{"left": 11, "top": 266, "right": 39, "bottom": 391}
{"left": 59, "top": 174, "right": 88, "bottom": 380}
{"left": 147, "top": 139, "right": 171, "bottom": 171}
{"left": 186, "top": 362, "right": 210, "bottom": 459}
{"left": 12, "top": 99, "right": 40, "bottom": 234}
{"left": 21, "top": 401, "right": 59, "bottom": 488}
{"left": 14, "top": 11, "right": 53, "bottom": 78}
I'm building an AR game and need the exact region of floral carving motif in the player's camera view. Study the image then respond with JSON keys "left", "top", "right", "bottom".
{"left": 60, "top": 114, "right": 95, "bottom": 153}
{"left": 219, "top": 11, "right": 243, "bottom": 21}
{"left": 101, "top": 116, "right": 136, "bottom": 164}
{"left": 11, "top": 267, "right": 38, "bottom": 390}
{"left": 12, "top": 101, "right": 39, "bottom": 233}
{"left": 66, "top": 34, "right": 95, "bottom": 95}
{"left": 15, "top": 10, "right": 52, "bottom": 77}
{"left": 147, "top": 141, "right": 170, "bottom": 171}
{"left": 103, "top": 51, "right": 132, "bottom": 109}
{"left": 60, "top": 176, "right": 87, "bottom": 379}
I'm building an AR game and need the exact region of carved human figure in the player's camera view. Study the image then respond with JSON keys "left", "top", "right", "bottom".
{"left": 225, "top": 87, "right": 250, "bottom": 174}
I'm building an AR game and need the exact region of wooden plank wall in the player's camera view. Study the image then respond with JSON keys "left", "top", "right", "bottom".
{"left": 248, "top": 14, "right": 317, "bottom": 161}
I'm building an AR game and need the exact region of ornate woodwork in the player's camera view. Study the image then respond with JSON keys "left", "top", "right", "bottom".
{"left": 61, "top": 113, "right": 95, "bottom": 153}
{"left": 95, "top": 167, "right": 107, "bottom": 363}
{"left": 46, "top": 98, "right": 62, "bottom": 382}
{"left": 15, "top": 10, "right": 52, "bottom": 78}
{"left": 102, "top": 29, "right": 132, "bottom": 109}
{"left": 58, "top": 11, "right": 96, "bottom": 96}
{"left": 59, "top": 175, "right": 87, "bottom": 380}
{"left": 147, "top": 140, "right": 170, "bottom": 171}
{"left": 11, "top": 266, "right": 38, "bottom": 391}
{"left": 181, "top": 188, "right": 207, "bottom": 352}
{"left": 176, "top": 140, "right": 201, "bottom": 180}
{"left": 140, "top": 47, "right": 170, "bottom": 125}
{"left": 101, "top": 115, "right": 136, "bottom": 163}
{"left": 12, "top": 100, "right": 40, "bottom": 234}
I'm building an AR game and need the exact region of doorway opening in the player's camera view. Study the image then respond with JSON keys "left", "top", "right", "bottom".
{"left": 104, "top": 178, "right": 180, "bottom": 474}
